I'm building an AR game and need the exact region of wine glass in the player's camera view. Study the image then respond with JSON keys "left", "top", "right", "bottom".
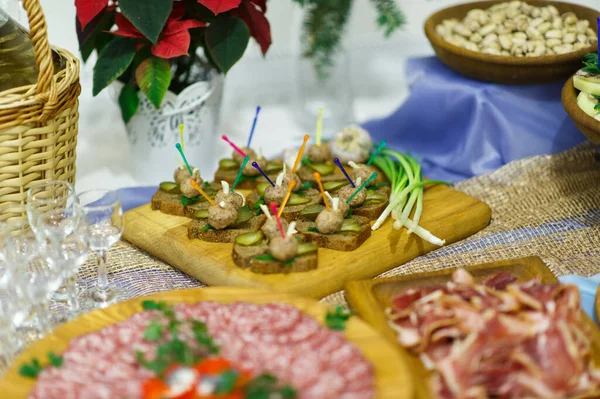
{"left": 77, "top": 190, "right": 124, "bottom": 308}
{"left": 26, "top": 180, "right": 81, "bottom": 302}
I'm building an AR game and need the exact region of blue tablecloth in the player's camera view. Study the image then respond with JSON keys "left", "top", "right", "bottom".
{"left": 363, "top": 57, "right": 587, "bottom": 182}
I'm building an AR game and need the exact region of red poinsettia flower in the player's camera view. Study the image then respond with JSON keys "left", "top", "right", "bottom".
{"left": 112, "top": 8, "right": 205, "bottom": 59}
{"left": 199, "top": 0, "right": 243, "bottom": 15}
{"left": 236, "top": 0, "right": 271, "bottom": 55}
{"left": 75, "top": 0, "right": 109, "bottom": 29}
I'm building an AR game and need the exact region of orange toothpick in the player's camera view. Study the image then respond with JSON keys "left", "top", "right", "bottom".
{"left": 277, "top": 180, "right": 296, "bottom": 217}
{"left": 190, "top": 180, "right": 216, "bottom": 206}
{"left": 313, "top": 172, "right": 330, "bottom": 212}
{"left": 292, "top": 134, "right": 310, "bottom": 174}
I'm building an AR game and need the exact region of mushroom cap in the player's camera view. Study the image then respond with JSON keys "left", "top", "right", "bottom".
{"left": 215, "top": 191, "right": 244, "bottom": 210}
{"left": 350, "top": 165, "right": 377, "bottom": 187}
{"left": 261, "top": 218, "right": 289, "bottom": 240}
{"left": 207, "top": 203, "right": 237, "bottom": 229}
{"left": 264, "top": 184, "right": 287, "bottom": 206}
{"left": 233, "top": 147, "right": 256, "bottom": 163}
{"left": 180, "top": 171, "right": 204, "bottom": 199}
{"left": 174, "top": 166, "right": 199, "bottom": 185}
{"left": 306, "top": 143, "right": 332, "bottom": 164}
{"left": 244, "top": 156, "right": 266, "bottom": 176}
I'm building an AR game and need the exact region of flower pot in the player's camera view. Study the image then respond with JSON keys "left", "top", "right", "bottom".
{"left": 120, "top": 70, "right": 224, "bottom": 186}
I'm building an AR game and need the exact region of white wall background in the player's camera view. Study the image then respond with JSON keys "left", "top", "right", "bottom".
{"left": 11, "top": 0, "right": 597, "bottom": 190}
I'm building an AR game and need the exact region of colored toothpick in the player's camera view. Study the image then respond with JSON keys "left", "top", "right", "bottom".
{"left": 247, "top": 106, "right": 261, "bottom": 148}
{"left": 333, "top": 158, "right": 355, "bottom": 188}
{"left": 278, "top": 180, "right": 296, "bottom": 218}
{"left": 345, "top": 172, "right": 378, "bottom": 204}
{"left": 292, "top": 134, "right": 310, "bottom": 173}
{"left": 252, "top": 161, "right": 274, "bottom": 187}
{"left": 179, "top": 124, "right": 185, "bottom": 153}
{"left": 269, "top": 202, "right": 286, "bottom": 238}
{"left": 366, "top": 140, "right": 386, "bottom": 166}
{"left": 231, "top": 156, "right": 250, "bottom": 191}
{"left": 315, "top": 108, "right": 323, "bottom": 146}
{"left": 190, "top": 180, "right": 216, "bottom": 206}
{"left": 175, "top": 143, "right": 193, "bottom": 175}
{"left": 313, "top": 172, "right": 330, "bottom": 212}
{"left": 222, "top": 135, "right": 246, "bottom": 157}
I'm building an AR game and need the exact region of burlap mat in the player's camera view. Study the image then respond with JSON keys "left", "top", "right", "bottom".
{"left": 68, "top": 143, "right": 600, "bottom": 309}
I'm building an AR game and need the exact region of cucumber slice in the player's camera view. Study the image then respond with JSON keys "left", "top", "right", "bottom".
{"left": 235, "top": 231, "right": 264, "bottom": 246}
{"left": 308, "top": 163, "right": 335, "bottom": 175}
{"left": 288, "top": 194, "right": 311, "bottom": 206}
{"left": 266, "top": 160, "right": 284, "bottom": 173}
{"left": 160, "top": 182, "right": 179, "bottom": 193}
{"left": 364, "top": 191, "right": 387, "bottom": 206}
{"left": 574, "top": 73, "right": 600, "bottom": 96}
{"left": 297, "top": 242, "right": 318, "bottom": 256}
{"left": 193, "top": 209, "right": 209, "bottom": 219}
{"left": 323, "top": 181, "right": 347, "bottom": 192}
{"left": 257, "top": 182, "right": 271, "bottom": 196}
{"left": 219, "top": 158, "right": 239, "bottom": 170}
{"left": 300, "top": 204, "right": 325, "bottom": 221}
{"left": 576, "top": 91, "right": 600, "bottom": 118}
{"left": 340, "top": 218, "right": 362, "bottom": 233}
{"left": 232, "top": 208, "right": 253, "bottom": 226}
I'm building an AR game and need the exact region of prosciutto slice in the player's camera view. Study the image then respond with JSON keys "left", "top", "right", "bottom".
{"left": 386, "top": 269, "right": 600, "bottom": 399}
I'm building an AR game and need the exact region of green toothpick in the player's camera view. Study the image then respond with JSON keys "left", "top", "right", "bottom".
{"left": 346, "top": 172, "right": 378, "bottom": 204}
{"left": 175, "top": 143, "right": 193, "bottom": 175}
{"left": 231, "top": 156, "right": 250, "bottom": 191}
{"left": 366, "top": 141, "right": 386, "bottom": 166}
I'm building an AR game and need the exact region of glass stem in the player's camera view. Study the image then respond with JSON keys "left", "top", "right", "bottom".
{"left": 65, "top": 275, "right": 79, "bottom": 314}
{"left": 96, "top": 250, "right": 110, "bottom": 297}
{"left": 34, "top": 303, "right": 51, "bottom": 337}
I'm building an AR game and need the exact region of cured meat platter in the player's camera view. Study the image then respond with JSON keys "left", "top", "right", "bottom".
{"left": 123, "top": 184, "right": 491, "bottom": 299}
{"left": 0, "top": 287, "right": 413, "bottom": 398}
{"left": 345, "top": 256, "right": 600, "bottom": 399}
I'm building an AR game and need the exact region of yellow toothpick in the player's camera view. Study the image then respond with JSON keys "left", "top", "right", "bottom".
{"left": 278, "top": 180, "right": 296, "bottom": 217}
{"left": 190, "top": 180, "right": 216, "bottom": 206}
{"left": 316, "top": 108, "right": 323, "bottom": 146}
{"left": 179, "top": 124, "right": 185, "bottom": 154}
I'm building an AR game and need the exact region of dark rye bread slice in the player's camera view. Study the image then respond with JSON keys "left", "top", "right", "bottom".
{"left": 246, "top": 188, "right": 322, "bottom": 222}
{"left": 213, "top": 159, "right": 284, "bottom": 190}
{"left": 232, "top": 241, "right": 318, "bottom": 274}
{"left": 187, "top": 214, "right": 266, "bottom": 243}
{"left": 351, "top": 186, "right": 391, "bottom": 220}
{"left": 296, "top": 215, "right": 371, "bottom": 251}
{"left": 151, "top": 182, "right": 221, "bottom": 218}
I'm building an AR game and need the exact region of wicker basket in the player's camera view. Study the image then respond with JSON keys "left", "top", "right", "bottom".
{"left": 0, "top": 0, "right": 80, "bottom": 222}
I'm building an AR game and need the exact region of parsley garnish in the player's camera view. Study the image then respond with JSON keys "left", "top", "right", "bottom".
{"left": 144, "top": 321, "right": 163, "bottom": 341}
{"left": 296, "top": 181, "right": 313, "bottom": 195}
{"left": 254, "top": 253, "right": 276, "bottom": 261}
{"left": 19, "top": 352, "right": 64, "bottom": 379}
{"left": 245, "top": 374, "right": 297, "bottom": 398}
{"left": 142, "top": 300, "right": 169, "bottom": 311}
{"left": 201, "top": 224, "right": 216, "bottom": 231}
{"left": 300, "top": 156, "right": 313, "bottom": 167}
{"left": 216, "top": 370, "right": 239, "bottom": 394}
{"left": 19, "top": 358, "right": 43, "bottom": 378}
{"left": 325, "top": 306, "right": 352, "bottom": 331}
{"left": 582, "top": 53, "right": 600, "bottom": 74}
{"left": 307, "top": 226, "right": 319, "bottom": 233}
{"left": 204, "top": 181, "right": 210, "bottom": 187}
{"left": 366, "top": 181, "right": 390, "bottom": 190}
{"left": 192, "top": 320, "right": 219, "bottom": 354}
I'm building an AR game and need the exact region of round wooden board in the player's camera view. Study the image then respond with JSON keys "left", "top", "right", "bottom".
{"left": 0, "top": 287, "right": 413, "bottom": 399}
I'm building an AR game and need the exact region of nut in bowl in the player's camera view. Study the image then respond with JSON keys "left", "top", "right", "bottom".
{"left": 425, "top": 0, "right": 599, "bottom": 83}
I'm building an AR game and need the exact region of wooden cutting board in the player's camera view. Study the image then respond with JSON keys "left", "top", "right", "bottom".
{"left": 123, "top": 184, "right": 491, "bottom": 299}
{"left": 0, "top": 287, "right": 413, "bottom": 399}
{"left": 345, "top": 256, "right": 600, "bottom": 399}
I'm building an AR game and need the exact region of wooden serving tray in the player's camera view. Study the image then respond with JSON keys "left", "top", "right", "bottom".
{"left": 345, "top": 256, "right": 600, "bottom": 399}
{"left": 123, "top": 184, "right": 491, "bottom": 299}
{"left": 0, "top": 287, "right": 413, "bottom": 399}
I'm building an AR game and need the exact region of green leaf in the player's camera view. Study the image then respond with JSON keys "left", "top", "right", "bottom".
{"left": 325, "top": 306, "right": 352, "bottom": 331}
{"left": 93, "top": 37, "right": 136, "bottom": 96}
{"left": 19, "top": 358, "right": 43, "bottom": 379}
{"left": 77, "top": 9, "right": 115, "bottom": 62}
{"left": 118, "top": 84, "right": 140, "bottom": 124}
{"left": 253, "top": 253, "right": 276, "bottom": 261}
{"left": 216, "top": 370, "right": 239, "bottom": 394}
{"left": 48, "top": 352, "right": 63, "bottom": 368}
{"left": 205, "top": 17, "right": 250, "bottom": 73}
{"left": 142, "top": 300, "right": 168, "bottom": 311}
{"left": 144, "top": 321, "right": 164, "bottom": 341}
{"left": 136, "top": 56, "right": 172, "bottom": 109}
{"left": 119, "top": 0, "right": 173, "bottom": 44}
{"left": 135, "top": 350, "right": 167, "bottom": 375}
{"left": 307, "top": 227, "right": 319, "bottom": 233}
{"left": 201, "top": 224, "right": 216, "bottom": 231}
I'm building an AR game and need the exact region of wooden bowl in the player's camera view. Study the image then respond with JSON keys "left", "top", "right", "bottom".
{"left": 424, "top": 0, "right": 599, "bottom": 84}
{"left": 563, "top": 76, "right": 600, "bottom": 144}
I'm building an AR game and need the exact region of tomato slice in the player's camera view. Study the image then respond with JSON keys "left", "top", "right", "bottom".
{"left": 194, "top": 357, "right": 232, "bottom": 375}
{"left": 142, "top": 378, "right": 170, "bottom": 399}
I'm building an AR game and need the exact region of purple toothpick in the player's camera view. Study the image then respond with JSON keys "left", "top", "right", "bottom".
{"left": 597, "top": 17, "right": 599, "bottom": 64}
{"left": 252, "top": 161, "right": 274, "bottom": 187}
{"left": 334, "top": 158, "right": 355, "bottom": 188}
